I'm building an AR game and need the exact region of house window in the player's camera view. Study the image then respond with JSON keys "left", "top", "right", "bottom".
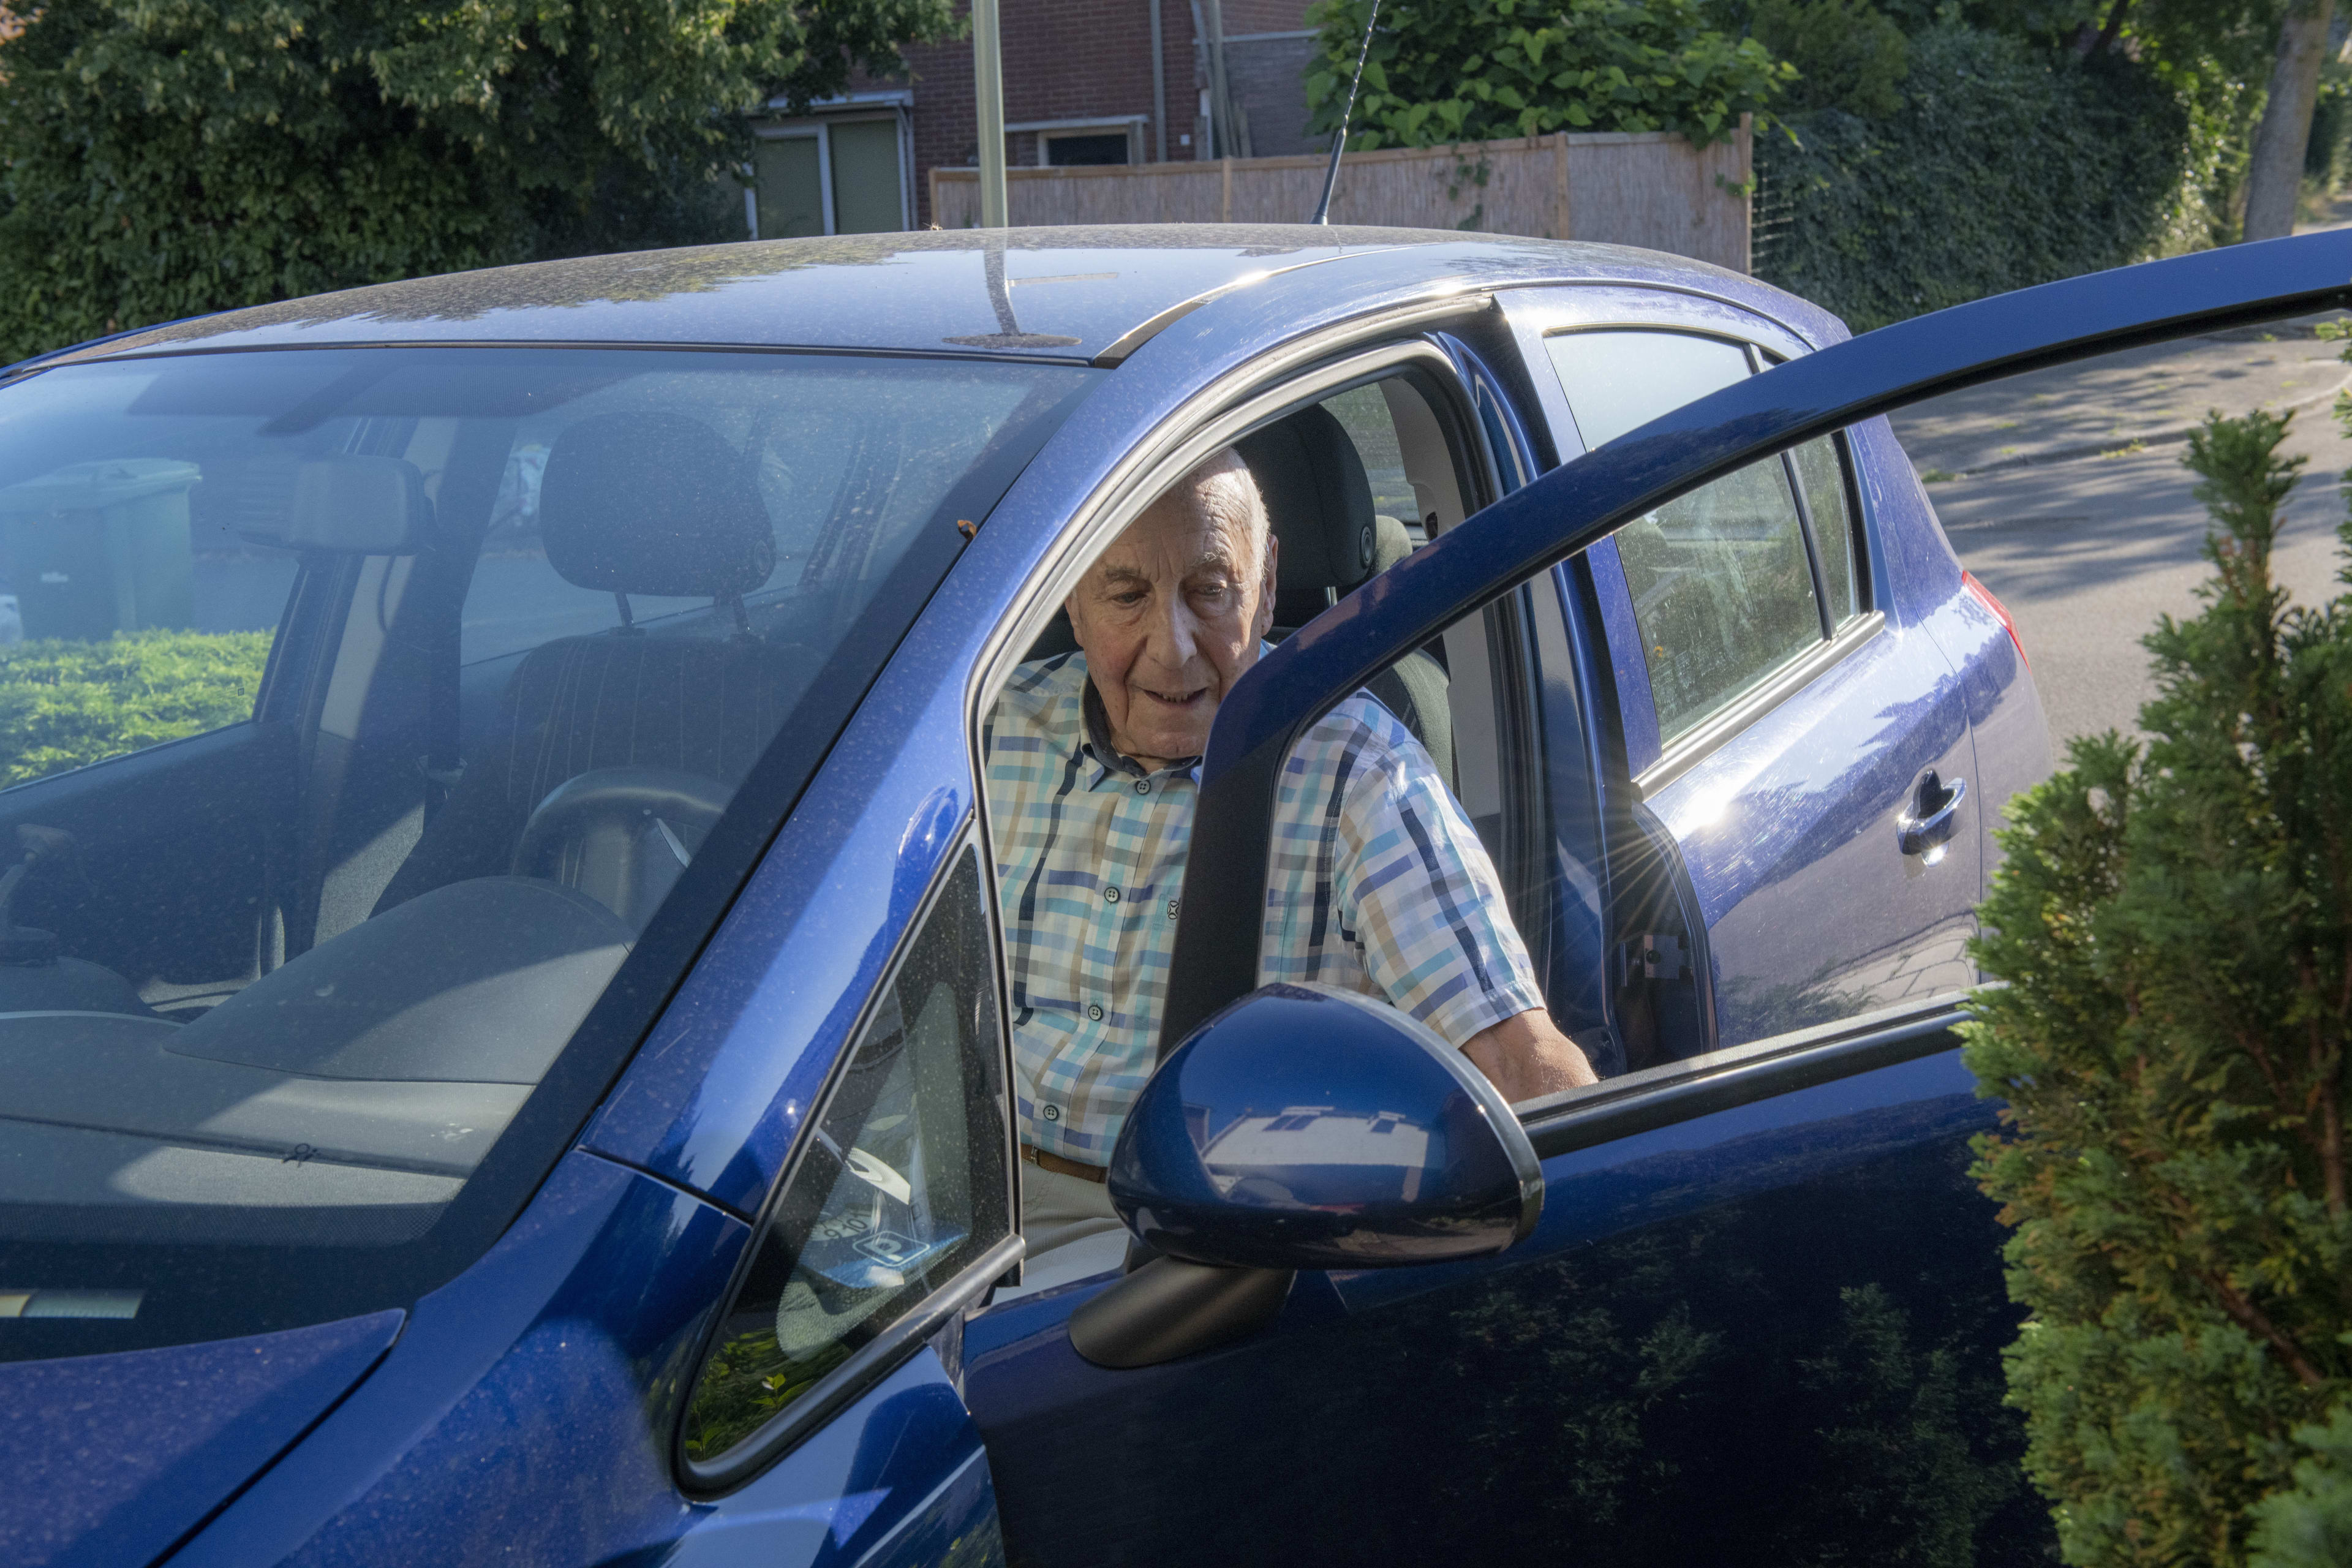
{"left": 1015, "top": 118, "right": 1144, "bottom": 167}
{"left": 748, "top": 112, "right": 909, "bottom": 239}
{"left": 1044, "top": 132, "right": 1130, "bottom": 167}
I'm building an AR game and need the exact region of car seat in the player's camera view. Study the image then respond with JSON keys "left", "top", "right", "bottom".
{"left": 1240, "top": 405, "right": 1454, "bottom": 790}
{"left": 371, "top": 412, "right": 794, "bottom": 917}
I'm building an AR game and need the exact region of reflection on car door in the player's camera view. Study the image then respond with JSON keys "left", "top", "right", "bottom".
{"left": 1499, "top": 288, "right": 1982, "bottom": 1048}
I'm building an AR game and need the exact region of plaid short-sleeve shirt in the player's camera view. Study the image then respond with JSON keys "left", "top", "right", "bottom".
{"left": 984, "top": 650, "right": 1545, "bottom": 1163}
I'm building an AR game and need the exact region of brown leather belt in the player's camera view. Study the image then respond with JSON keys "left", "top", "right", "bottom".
{"left": 1022, "top": 1143, "right": 1106, "bottom": 1183}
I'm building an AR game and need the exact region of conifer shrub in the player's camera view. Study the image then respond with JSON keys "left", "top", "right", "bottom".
{"left": 0, "top": 629, "right": 272, "bottom": 787}
{"left": 1963, "top": 407, "right": 2352, "bottom": 1566}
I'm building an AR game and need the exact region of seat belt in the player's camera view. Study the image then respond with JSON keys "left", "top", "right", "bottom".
{"left": 418, "top": 567, "right": 466, "bottom": 821}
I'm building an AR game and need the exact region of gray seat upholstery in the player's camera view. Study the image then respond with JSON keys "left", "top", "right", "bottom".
{"left": 1235, "top": 406, "right": 1381, "bottom": 629}
{"left": 1361, "top": 514, "right": 1453, "bottom": 791}
{"left": 1238, "top": 410, "right": 1455, "bottom": 790}
{"left": 374, "top": 414, "right": 794, "bottom": 915}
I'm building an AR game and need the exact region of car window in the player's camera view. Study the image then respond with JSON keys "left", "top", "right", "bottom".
{"left": 0, "top": 346, "right": 1093, "bottom": 1361}
{"left": 682, "top": 843, "right": 1008, "bottom": 1469}
{"left": 1790, "top": 433, "right": 1863, "bottom": 626}
{"left": 1545, "top": 330, "right": 1856, "bottom": 746}
{"left": 0, "top": 448, "right": 300, "bottom": 788}
{"left": 461, "top": 364, "right": 971, "bottom": 665}
{"left": 1613, "top": 448, "right": 1823, "bottom": 743}
{"left": 1318, "top": 383, "right": 1424, "bottom": 532}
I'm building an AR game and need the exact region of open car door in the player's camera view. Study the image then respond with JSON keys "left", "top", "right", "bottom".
{"left": 957, "top": 233, "right": 2352, "bottom": 1567}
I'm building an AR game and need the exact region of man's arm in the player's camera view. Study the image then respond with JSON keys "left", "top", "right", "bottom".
{"left": 1463, "top": 1008, "right": 1598, "bottom": 1105}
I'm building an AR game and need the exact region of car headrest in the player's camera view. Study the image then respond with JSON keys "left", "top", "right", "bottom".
{"left": 1235, "top": 406, "right": 1377, "bottom": 627}
{"left": 1373, "top": 513, "right": 1414, "bottom": 573}
{"left": 539, "top": 413, "right": 775, "bottom": 598}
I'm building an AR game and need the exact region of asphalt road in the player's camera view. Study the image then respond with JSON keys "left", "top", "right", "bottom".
{"left": 1889, "top": 320, "right": 2352, "bottom": 748}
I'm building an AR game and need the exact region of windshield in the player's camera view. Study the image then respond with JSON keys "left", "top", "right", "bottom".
{"left": 0, "top": 346, "right": 1096, "bottom": 1359}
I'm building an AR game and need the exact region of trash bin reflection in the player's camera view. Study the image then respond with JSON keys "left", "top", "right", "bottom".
{"left": 0, "top": 459, "right": 199, "bottom": 642}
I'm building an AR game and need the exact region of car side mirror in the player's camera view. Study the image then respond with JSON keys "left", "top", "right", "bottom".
{"left": 1068, "top": 982, "right": 1543, "bottom": 1368}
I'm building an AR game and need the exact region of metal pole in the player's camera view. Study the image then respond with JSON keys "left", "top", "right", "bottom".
{"left": 1188, "top": 0, "right": 1216, "bottom": 158}
{"left": 973, "top": 0, "right": 1009, "bottom": 227}
{"left": 1150, "top": 0, "right": 1168, "bottom": 163}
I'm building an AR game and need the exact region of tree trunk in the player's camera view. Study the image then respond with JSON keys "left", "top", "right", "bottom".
{"left": 2244, "top": 0, "right": 2337, "bottom": 241}
{"left": 2073, "top": 0, "right": 2131, "bottom": 58}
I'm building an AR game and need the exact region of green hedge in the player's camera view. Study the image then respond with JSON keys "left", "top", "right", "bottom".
{"left": 1305, "top": 0, "right": 1792, "bottom": 150}
{"left": 1754, "top": 26, "right": 2188, "bottom": 331}
{"left": 0, "top": 0, "right": 956, "bottom": 365}
{"left": 0, "top": 630, "right": 272, "bottom": 788}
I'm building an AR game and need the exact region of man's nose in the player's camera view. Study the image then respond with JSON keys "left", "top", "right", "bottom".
{"left": 1145, "top": 594, "right": 1200, "bottom": 670}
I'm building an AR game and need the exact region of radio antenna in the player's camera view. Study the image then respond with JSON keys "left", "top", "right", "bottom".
{"left": 1310, "top": 0, "right": 1382, "bottom": 224}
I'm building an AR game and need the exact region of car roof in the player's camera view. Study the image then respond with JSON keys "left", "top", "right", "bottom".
{"left": 22, "top": 225, "right": 1837, "bottom": 371}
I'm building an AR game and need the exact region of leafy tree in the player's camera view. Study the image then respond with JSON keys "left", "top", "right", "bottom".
{"left": 1749, "top": 0, "right": 1909, "bottom": 118}
{"left": 2251, "top": 1406, "right": 2352, "bottom": 1566}
{"left": 1303, "top": 0, "right": 1795, "bottom": 151}
{"left": 0, "top": 0, "right": 955, "bottom": 364}
{"left": 1964, "top": 405, "right": 2352, "bottom": 1565}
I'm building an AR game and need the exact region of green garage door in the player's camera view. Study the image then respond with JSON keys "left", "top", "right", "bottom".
{"left": 753, "top": 137, "right": 823, "bottom": 239}
{"left": 828, "top": 119, "right": 905, "bottom": 235}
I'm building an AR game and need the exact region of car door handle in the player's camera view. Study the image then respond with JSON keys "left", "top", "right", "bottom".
{"left": 1897, "top": 770, "right": 1966, "bottom": 858}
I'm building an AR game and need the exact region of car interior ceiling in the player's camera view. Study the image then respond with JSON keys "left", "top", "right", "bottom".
{"left": 0, "top": 412, "right": 820, "bottom": 1221}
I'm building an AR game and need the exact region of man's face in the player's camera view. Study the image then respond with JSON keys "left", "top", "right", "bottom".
{"left": 1065, "top": 456, "right": 1278, "bottom": 768}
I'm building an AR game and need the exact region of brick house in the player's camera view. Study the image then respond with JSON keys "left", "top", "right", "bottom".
{"left": 737, "top": 0, "right": 1327, "bottom": 238}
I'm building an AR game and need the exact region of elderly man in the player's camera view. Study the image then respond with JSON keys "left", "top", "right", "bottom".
{"left": 985, "top": 447, "right": 1596, "bottom": 1267}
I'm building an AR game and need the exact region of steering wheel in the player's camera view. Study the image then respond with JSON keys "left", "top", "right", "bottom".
{"left": 512, "top": 766, "right": 731, "bottom": 930}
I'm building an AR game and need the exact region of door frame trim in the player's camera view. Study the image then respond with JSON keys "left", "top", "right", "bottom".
{"left": 1518, "top": 991, "right": 1972, "bottom": 1160}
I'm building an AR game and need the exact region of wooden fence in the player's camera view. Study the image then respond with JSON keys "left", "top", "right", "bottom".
{"left": 930, "top": 120, "right": 1751, "bottom": 273}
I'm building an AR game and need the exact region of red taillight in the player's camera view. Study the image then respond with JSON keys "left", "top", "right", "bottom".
{"left": 1961, "top": 570, "right": 2028, "bottom": 671}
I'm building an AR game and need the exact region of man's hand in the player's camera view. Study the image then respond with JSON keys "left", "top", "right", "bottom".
{"left": 1461, "top": 1009, "right": 1599, "bottom": 1106}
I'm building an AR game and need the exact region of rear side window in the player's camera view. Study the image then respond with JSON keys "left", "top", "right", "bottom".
{"left": 682, "top": 845, "right": 1009, "bottom": 1472}
{"left": 1545, "top": 330, "right": 1866, "bottom": 746}
{"left": 1790, "top": 433, "right": 1862, "bottom": 626}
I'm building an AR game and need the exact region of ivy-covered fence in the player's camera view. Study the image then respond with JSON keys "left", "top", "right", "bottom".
{"left": 1306, "top": 0, "right": 2199, "bottom": 333}
{"left": 1753, "top": 28, "right": 2190, "bottom": 332}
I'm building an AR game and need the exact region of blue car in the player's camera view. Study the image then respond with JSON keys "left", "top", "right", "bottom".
{"left": 0, "top": 225, "right": 2337, "bottom": 1568}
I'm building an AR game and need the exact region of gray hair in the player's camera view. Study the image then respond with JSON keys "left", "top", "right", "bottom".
{"left": 1184, "top": 447, "right": 1272, "bottom": 581}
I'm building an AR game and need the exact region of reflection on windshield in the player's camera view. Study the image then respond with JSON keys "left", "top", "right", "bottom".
{"left": 0, "top": 346, "right": 1096, "bottom": 1359}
